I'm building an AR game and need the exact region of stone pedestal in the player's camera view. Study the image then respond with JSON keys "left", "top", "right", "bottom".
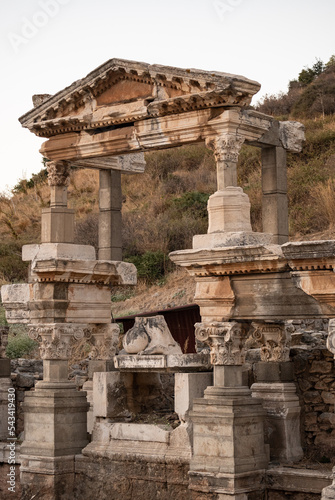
{"left": 189, "top": 356, "right": 268, "bottom": 497}
{"left": 41, "top": 161, "right": 75, "bottom": 244}
{"left": 207, "top": 187, "right": 252, "bottom": 234}
{"left": 249, "top": 327, "right": 303, "bottom": 463}
{"left": 20, "top": 360, "right": 89, "bottom": 500}
{"left": 251, "top": 379, "right": 303, "bottom": 462}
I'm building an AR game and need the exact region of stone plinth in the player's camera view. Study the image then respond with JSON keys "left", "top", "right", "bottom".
{"left": 207, "top": 187, "right": 252, "bottom": 234}
{"left": 83, "top": 418, "right": 192, "bottom": 463}
{"left": 189, "top": 361, "right": 268, "bottom": 497}
{"left": 251, "top": 381, "right": 303, "bottom": 462}
{"left": 20, "top": 382, "right": 88, "bottom": 458}
{"left": 189, "top": 385, "right": 268, "bottom": 496}
{"left": 20, "top": 377, "right": 89, "bottom": 499}
{"left": 114, "top": 353, "right": 211, "bottom": 372}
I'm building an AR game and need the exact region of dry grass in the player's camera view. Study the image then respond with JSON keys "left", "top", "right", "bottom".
{"left": 311, "top": 178, "right": 335, "bottom": 228}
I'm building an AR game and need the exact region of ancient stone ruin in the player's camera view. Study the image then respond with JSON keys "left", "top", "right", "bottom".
{"left": 1, "top": 58, "right": 335, "bottom": 499}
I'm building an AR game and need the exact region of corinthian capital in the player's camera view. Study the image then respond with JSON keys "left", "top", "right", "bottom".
{"left": 47, "top": 160, "right": 71, "bottom": 187}
{"left": 247, "top": 322, "right": 291, "bottom": 362}
{"left": 195, "top": 321, "right": 247, "bottom": 365}
{"left": 28, "top": 323, "right": 120, "bottom": 360}
{"left": 28, "top": 323, "right": 89, "bottom": 360}
{"left": 205, "top": 134, "right": 245, "bottom": 162}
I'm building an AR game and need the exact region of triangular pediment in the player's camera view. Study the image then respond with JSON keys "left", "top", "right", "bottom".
{"left": 19, "top": 58, "right": 261, "bottom": 138}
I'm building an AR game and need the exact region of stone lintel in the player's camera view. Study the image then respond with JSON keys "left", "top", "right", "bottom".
{"left": 114, "top": 353, "right": 211, "bottom": 372}
{"left": 169, "top": 245, "right": 285, "bottom": 275}
{"left": 73, "top": 152, "right": 146, "bottom": 174}
{"left": 193, "top": 231, "right": 274, "bottom": 250}
{"left": 22, "top": 243, "right": 96, "bottom": 262}
{"left": 29, "top": 259, "right": 137, "bottom": 286}
{"left": 39, "top": 108, "right": 274, "bottom": 161}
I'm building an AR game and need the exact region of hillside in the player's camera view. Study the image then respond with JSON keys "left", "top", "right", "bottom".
{"left": 1, "top": 117, "right": 335, "bottom": 288}
{"left": 1, "top": 56, "right": 335, "bottom": 313}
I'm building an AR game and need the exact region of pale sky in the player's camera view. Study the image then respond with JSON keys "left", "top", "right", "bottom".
{"left": 1, "top": 0, "right": 334, "bottom": 192}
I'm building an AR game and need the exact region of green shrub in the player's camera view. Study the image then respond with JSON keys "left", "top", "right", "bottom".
{"left": 6, "top": 328, "right": 39, "bottom": 359}
{"left": 0, "top": 242, "right": 29, "bottom": 283}
{"left": 169, "top": 191, "right": 210, "bottom": 219}
{"left": 0, "top": 304, "right": 8, "bottom": 326}
{"left": 125, "top": 251, "right": 171, "bottom": 283}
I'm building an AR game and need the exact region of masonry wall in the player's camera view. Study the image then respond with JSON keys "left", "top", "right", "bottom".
{"left": 289, "top": 320, "right": 335, "bottom": 462}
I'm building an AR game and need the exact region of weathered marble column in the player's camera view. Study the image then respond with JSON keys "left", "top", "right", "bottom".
{"left": 41, "top": 160, "right": 74, "bottom": 243}
{"left": 249, "top": 322, "right": 303, "bottom": 462}
{"left": 205, "top": 133, "right": 252, "bottom": 233}
{"left": 261, "top": 146, "right": 288, "bottom": 244}
{"left": 321, "top": 320, "right": 335, "bottom": 499}
{"left": 15, "top": 159, "right": 136, "bottom": 499}
{"left": 189, "top": 321, "right": 268, "bottom": 499}
{"left": 20, "top": 325, "right": 89, "bottom": 498}
{"left": 98, "top": 169, "right": 122, "bottom": 261}
{"left": 194, "top": 132, "right": 273, "bottom": 249}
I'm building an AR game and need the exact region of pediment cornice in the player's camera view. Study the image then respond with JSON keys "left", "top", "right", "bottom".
{"left": 19, "top": 58, "right": 260, "bottom": 138}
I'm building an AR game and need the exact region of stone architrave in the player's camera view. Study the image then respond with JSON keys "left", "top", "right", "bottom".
{"left": 189, "top": 321, "right": 268, "bottom": 497}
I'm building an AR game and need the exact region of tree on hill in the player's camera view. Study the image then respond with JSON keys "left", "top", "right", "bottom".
{"left": 256, "top": 55, "right": 335, "bottom": 118}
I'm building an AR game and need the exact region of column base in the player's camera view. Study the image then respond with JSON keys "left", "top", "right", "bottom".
{"left": 193, "top": 231, "right": 274, "bottom": 249}
{"left": 20, "top": 455, "right": 75, "bottom": 500}
{"left": 190, "top": 384, "right": 268, "bottom": 496}
{"left": 251, "top": 381, "right": 303, "bottom": 462}
{"left": 20, "top": 382, "right": 89, "bottom": 458}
